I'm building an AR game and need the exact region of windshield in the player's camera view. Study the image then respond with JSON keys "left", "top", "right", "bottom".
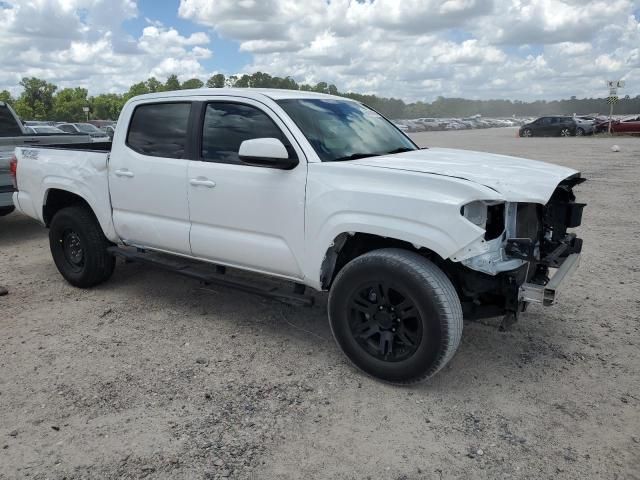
{"left": 76, "top": 123, "right": 102, "bottom": 133}
{"left": 276, "top": 98, "right": 417, "bottom": 162}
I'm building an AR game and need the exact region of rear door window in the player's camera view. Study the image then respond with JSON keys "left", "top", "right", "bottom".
{"left": 127, "top": 102, "right": 192, "bottom": 159}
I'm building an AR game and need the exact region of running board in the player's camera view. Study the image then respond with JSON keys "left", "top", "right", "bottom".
{"left": 107, "top": 247, "right": 314, "bottom": 307}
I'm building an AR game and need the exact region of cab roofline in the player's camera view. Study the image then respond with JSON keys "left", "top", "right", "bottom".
{"left": 128, "top": 88, "right": 352, "bottom": 103}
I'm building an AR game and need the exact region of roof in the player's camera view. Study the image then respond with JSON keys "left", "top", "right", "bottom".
{"left": 130, "top": 88, "right": 351, "bottom": 103}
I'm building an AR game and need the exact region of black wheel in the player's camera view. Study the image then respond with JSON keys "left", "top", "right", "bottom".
{"left": 521, "top": 128, "right": 533, "bottom": 137}
{"left": 0, "top": 206, "right": 15, "bottom": 217}
{"left": 49, "top": 206, "right": 115, "bottom": 288}
{"left": 576, "top": 127, "right": 585, "bottom": 136}
{"left": 328, "top": 248, "right": 463, "bottom": 384}
{"left": 560, "top": 128, "right": 572, "bottom": 137}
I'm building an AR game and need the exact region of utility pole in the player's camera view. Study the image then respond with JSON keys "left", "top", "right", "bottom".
{"left": 606, "top": 80, "right": 624, "bottom": 134}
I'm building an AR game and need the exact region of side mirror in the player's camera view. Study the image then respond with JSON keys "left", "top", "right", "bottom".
{"left": 238, "top": 138, "right": 298, "bottom": 170}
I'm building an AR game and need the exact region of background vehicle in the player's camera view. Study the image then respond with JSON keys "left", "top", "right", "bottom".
{"left": 11, "top": 89, "right": 585, "bottom": 383}
{"left": 0, "top": 102, "right": 90, "bottom": 216}
{"left": 519, "top": 116, "right": 578, "bottom": 137}
{"left": 611, "top": 116, "right": 640, "bottom": 134}
{"left": 102, "top": 124, "right": 115, "bottom": 140}
{"left": 30, "top": 125, "right": 67, "bottom": 134}
{"left": 24, "top": 120, "right": 56, "bottom": 127}
{"left": 56, "top": 123, "right": 111, "bottom": 142}
{"left": 573, "top": 117, "right": 595, "bottom": 135}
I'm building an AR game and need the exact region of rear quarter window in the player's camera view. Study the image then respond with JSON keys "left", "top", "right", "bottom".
{"left": 126, "top": 102, "right": 192, "bottom": 159}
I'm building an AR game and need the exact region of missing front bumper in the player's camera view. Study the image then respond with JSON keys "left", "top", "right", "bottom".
{"left": 519, "top": 253, "right": 581, "bottom": 306}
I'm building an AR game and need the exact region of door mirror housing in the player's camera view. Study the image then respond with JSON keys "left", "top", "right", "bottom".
{"left": 238, "top": 138, "right": 298, "bottom": 170}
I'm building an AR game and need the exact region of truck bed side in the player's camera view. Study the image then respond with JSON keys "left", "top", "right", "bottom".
{"left": 1, "top": 102, "right": 95, "bottom": 209}
{"left": 13, "top": 147, "right": 118, "bottom": 242}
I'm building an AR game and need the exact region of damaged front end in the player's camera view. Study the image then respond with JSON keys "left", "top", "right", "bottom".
{"left": 448, "top": 174, "right": 586, "bottom": 326}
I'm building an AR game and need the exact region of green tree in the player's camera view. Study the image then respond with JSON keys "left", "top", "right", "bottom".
{"left": 181, "top": 78, "right": 204, "bottom": 89}
{"left": 52, "top": 87, "right": 89, "bottom": 122}
{"left": 206, "top": 74, "right": 225, "bottom": 88}
{"left": 145, "top": 77, "right": 164, "bottom": 93}
{"left": 15, "top": 77, "right": 57, "bottom": 119}
{"left": 313, "top": 82, "right": 329, "bottom": 94}
{"left": 91, "top": 93, "right": 124, "bottom": 120}
{"left": 123, "top": 81, "right": 150, "bottom": 102}
{"left": 165, "top": 74, "right": 181, "bottom": 91}
{"left": 0, "top": 90, "right": 14, "bottom": 104}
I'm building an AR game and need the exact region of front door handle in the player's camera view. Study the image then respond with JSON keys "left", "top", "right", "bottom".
{"left": 189, "top": 178, "right": 216, "bottom": 188}
{"left": 115, "top": 169, "right": 134, "bottom": 178}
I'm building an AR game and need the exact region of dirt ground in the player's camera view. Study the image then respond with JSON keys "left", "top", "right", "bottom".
{"left": 1, "top": 128, "right": 638, "bottom": 480}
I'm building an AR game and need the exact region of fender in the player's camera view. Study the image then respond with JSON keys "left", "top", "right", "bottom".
{"left": 41, "top": 177, "right": 118, "bottom": 243}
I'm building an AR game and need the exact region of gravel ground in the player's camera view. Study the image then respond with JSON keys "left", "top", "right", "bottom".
{"left": 1, "top": 128, "right": 638, "bottom": 479}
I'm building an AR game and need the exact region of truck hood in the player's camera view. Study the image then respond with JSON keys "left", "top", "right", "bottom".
{"left": 350, "top": 148, "right": 579, "bottom": 203}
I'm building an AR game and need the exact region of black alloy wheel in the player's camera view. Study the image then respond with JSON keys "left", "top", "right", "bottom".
{"left": 328, "top": 248, "right": 463, "bottom": 384}
{"left": 348, "top": 282, "right": 422, "bottom": 362}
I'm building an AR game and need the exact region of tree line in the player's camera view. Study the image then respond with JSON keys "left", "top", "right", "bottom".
{"left": 1, "top": 72, "right": 638, "bottom": 122}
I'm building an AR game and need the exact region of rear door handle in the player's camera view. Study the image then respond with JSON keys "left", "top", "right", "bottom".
{"left": 114, "top": 169, "right": 134, "bottom": 178}
{"left": 190, "top": 178, "right": 216, "bottom": 188}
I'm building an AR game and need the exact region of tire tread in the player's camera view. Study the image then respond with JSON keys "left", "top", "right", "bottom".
{"left": 329, "top": 248, "right": 463, "bottom": 384}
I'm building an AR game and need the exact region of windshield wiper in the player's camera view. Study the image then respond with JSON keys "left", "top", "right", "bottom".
{"left": 331, "top": 153, "right": 381, "bottom": 162}
{"left": 384, "top": 147, "right": 416, "bottom": 155}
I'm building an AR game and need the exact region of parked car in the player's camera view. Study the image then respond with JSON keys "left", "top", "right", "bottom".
{"left": 572, "top": 117, "right": 595, "bottom": 136}
{"left": 611, "top": 115, "right": 640, "bottom": 134}
{"left": 102, "top": 124, "right": 116, "bottom": 139}
{"left": 57, "top": 123, "right": 111, "bottom": 142}
{"left": 24, "top": 120, "right": 56, "bottom": 127}
{"left": 11, "top": 89, "right": 585, "bottom": 383}
{"left": 519, "top": 116, "right": 578, "bottom": 137}
{"left": 0, "top": 102, "right": 91, "bottom": 216}
{"left": 30, "top": 125, "right": 67, "bottom": 134}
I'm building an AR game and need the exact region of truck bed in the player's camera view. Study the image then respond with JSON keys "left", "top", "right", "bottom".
{"left": 1, "top": 134, "right": 97, "bottom": 209}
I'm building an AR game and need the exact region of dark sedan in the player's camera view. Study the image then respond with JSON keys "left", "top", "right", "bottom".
{"left": 519, "top": 116, "right": 578, "bottom": 137}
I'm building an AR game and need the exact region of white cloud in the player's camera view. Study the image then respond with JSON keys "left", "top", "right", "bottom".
{"left": 175, "top": 0, "right": 640, "bottom": 100}
{"left": 0, "top": 0, "right": 639, "bottom": 101}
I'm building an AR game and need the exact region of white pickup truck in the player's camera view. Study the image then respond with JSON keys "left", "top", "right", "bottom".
{"left": 11, "top": 89, "right": 585, "bottom": 383}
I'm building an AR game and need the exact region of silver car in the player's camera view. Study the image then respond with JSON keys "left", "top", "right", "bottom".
{"left": 574, "top": 117, "right": 595, "bottom": 136}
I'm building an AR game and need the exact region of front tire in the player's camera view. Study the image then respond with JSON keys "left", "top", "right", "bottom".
{"left": 328, "top": 249, "right": 463, "bottom": 384}
{"left": 576, "top": 127, "right": 585, "bottom": 136}
{"left": 521, "top": 128, "right": 532, "bottom": 137}
{"left": 49, "top": 206, "right": 115, "bottom": 288}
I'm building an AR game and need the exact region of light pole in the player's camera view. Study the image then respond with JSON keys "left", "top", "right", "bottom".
{"left": 606, "top": 80, "right": 624, "bottom": 135}
{"left": 83, "top": 106, "right": 90, "bottom": 122}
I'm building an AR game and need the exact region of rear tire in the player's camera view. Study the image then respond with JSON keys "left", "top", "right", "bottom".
{"left": 328, "top": 248, "right": 463, "bottom": 384}
{"left": 49, "top": 206, "right": 115, "bottom": 288}
{"left": 0, "top": 206, "right": 15, "bottom": 217}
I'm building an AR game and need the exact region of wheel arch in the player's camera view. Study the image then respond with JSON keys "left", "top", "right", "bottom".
{"left": 42, "top": 187, "right": 117, "bottom": 242}
{"left": 319, "top": 232, "right": 445, "bottom": 290}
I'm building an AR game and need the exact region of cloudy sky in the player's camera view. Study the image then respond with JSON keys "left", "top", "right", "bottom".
{"left": 1, "top": 0, "right": 639, "bottom": 101}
